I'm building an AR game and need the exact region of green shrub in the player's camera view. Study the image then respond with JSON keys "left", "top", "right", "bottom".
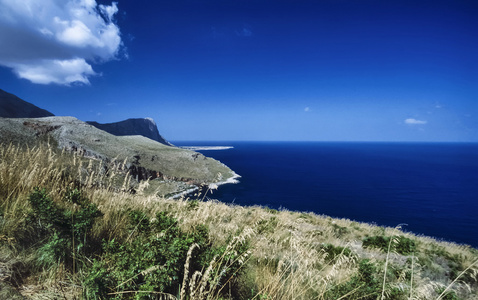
{"left": 28, "top": 188, "right": 66, "bottom": 231}
{"left": 37, "top": 232, "right": 69, "bottom": 267}
{"left": 436, "top": 287, "right": 462, "bottom": 300}
{"left": 84, "top": 210, "right": 249, "bottom": 299}
{"left": 331, "top": 223, "right": 349, "bottom": 238}
{"left": 395, "top": 236, "right": 417, "bottom": 256}
{"left": 386, "top": 286, "right": 408, "bottom": 300}
{"left": 319, "top": 243, "right": 353, "bottom": 263}
{"left": 187, "top": 199, "right": 200, "bottom": 210}
{"left": 362, "top": 235, "right": 416, "bottom": 255}
{"left": 324, "top": 259, "right": 381, "bottom": 300}
{"left": 27, "top": 188, "right": 102, "bottom": 268}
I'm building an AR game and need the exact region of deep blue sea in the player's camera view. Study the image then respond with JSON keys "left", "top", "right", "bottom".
{"left": 173, "top": 142, "right": 478, "bottom": 247}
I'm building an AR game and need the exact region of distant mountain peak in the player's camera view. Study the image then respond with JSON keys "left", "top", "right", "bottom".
{"left": 87, "top": 118, "right": 172, "bottom": 146}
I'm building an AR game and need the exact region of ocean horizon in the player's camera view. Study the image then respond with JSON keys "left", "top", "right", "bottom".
{"left": 173, "top": 141, "right": 478, "bottom": 248}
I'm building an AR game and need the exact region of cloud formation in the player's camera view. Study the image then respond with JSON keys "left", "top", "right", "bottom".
{"left": 405, "top": 118, "right": 427, "bottom": 125}
{"left": 0, "top": 0, "right": 123, "bottom": 85}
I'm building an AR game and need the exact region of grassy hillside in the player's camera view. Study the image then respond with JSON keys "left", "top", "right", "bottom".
{"left": 0, "top": 143, "right": 477, "bottom": 299}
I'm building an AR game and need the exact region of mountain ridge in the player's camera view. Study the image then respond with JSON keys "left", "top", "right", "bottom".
{"left": 1, "top": 88, "right": 171, "bottom": 146}
{"left": 0, "top": 88, "right": 54, "bottom": 118}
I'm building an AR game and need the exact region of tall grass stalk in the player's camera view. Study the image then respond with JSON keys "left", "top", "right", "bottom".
{"left": 381, "top": 224, "right": 405, "bottom": 300}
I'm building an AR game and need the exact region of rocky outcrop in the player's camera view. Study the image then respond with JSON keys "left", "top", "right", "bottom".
{"left": 0, "top": 89, "right": 54, "bottom": 118}
{"left": 23, "top": 121, "right": 61, "bottom": 136}
{"left": 87, "top": 118, "right": 171, "bottom": 146}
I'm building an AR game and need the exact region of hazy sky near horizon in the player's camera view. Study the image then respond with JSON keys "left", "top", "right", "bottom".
{"left": 0, "top": 0, "right": 477, "bottom": 142}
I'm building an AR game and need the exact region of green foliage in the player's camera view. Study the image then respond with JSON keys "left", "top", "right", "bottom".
{"left": 319, "top": 243, "right": 353, "bottom": 263}
{"left": 28, "top": 187, "right": 66, "bottom": 231}
{"left": 436, "top": 287, "right": 462, "bottom": 300}
{"left": 64, "top": 188, "right": 103, "bottom": 239}
{"left": 187, "top": 199, "right": 200, "bottom": 210}
{"left": 27, "top": 188, "right": 102, "bottom": 268}
{"left": 395, "top": 236, "right": 417, "bottom": 256}
{"left": 84, "top": 210, "right": 249, "bottom": 299}
{"left": 331, "top": 223, "right": 349, "bottom": 238}
{"left": 423, "top": 245, "right": 476, "bottom": 284}
{"left": 25, "top": 190, "right": 250, "bottom": 298}
{"left": 323, "top": 258, "right": 408, "bottom": 299}
{"left": 385, "top": 286, "right": 408, "bottom": 300}
{"left": 127, "top": 210, "right": 151, "bottom": 234}
{"left": 83, "top": 259, "right": 111, "bottom": 299}
{"left": 362, "top": 235, "right": 416, "bottom": 255}
{"left": 357, "top": 258, "right": 379, "bottom": 287}
{"left": 324, "top": 259, "right": 382, "bottom": 299}
{"left": 257, "top": 217, "right": 278, "bottom": 234}
{"left": 37, "top": 232, "right": 69, "bottom": 266}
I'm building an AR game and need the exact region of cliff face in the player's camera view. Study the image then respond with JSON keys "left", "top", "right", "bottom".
{"left": 87, "top": 118, "right": 172, "bottom": 146}
{"left": 0, "top": 89, "right": 54, "bottom": 118}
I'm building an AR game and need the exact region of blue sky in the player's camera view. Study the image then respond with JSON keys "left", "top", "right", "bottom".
{"left": 1, "top": 0, "right": 477, "bottom": 141}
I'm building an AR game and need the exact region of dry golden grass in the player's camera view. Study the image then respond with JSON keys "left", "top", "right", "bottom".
{"left": 1, "top": 142, "right": 477, "bottom": 299}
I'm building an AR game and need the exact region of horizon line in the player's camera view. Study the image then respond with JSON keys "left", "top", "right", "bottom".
{"left": 170, "top": 140, "right": 478, "bottom": 144}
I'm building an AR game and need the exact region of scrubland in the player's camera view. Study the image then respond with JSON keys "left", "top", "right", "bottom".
{"left": 0, "top": 143, "right": 477, "bottom": 299}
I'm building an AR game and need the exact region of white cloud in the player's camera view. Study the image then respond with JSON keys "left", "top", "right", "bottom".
{"left": 304, "top": 107, "right": 311, "bottom": 112}
{"left": 13, "top": 58, "right": 96, "bottom": 85}
{"left": 404, "top": 118, "right": 427, "bottom": 125}
{"left": 0, "top": 0, "right": 123, "bottom": 85}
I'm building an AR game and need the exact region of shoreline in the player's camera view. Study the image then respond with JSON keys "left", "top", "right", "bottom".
{"left": 180, "top": 146, "right": 234, "bottom": 151}
{"left": 168, "top": 172, "right": 241, "bottom": 200}
{"left": 213, "top": 172, "right": 241, "bottom": 187}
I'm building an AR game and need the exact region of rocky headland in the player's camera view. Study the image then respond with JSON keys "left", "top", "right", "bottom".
{"left": 87, "top": 118, "right": 172, "bottom": 146}
{"left": 0, "top": 89, "right": 238, "bottom": 197}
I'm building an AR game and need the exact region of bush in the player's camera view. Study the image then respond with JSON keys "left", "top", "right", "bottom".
{"left": 319, "top": 243, "right": 353, "bottom": 263}
{"left": 363, "top": 235, "right": 416, "bottom": 255}
{"left": 27, "top": 188, "right": 102, "bottom": 269}
{"left": 324, "top": 259, "right": 381, "bottom": 300}
{"left": 84, "top": 210, "right": 249, "bottom": 299}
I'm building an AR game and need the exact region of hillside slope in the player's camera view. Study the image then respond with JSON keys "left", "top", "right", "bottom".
{"left": 0, "top": 89, "right": 54, "bottom": 118}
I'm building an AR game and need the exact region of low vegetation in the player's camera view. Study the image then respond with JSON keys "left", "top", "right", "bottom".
{"left": 1, "top": 142, "right": 477, "bottom": 299}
